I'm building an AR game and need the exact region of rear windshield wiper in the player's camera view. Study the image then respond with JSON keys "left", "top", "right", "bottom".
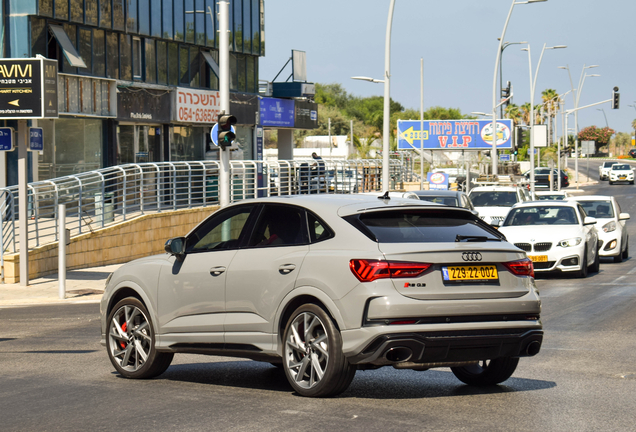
{"left": 455, "top": 235, "right": 501, "bottom": 242}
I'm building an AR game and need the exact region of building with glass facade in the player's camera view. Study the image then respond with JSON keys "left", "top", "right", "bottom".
{"left": 0, "top": 0, "right": 317, "bottom": 187}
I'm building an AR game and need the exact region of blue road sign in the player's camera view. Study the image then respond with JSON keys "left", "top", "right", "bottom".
{"left": 397, "top": 119, "right": 513, "bottom": 151}
{"left": 29, "top": 127, "right": 44, "bottom": 151}
{"left": 499, "top": 153, "right": 511, "bottom": 161}
{"left": 0, "top": 127, "right": 15, "bottom": 151}
{"left": 210, "top": 123, "right": 237, "bottom": 146}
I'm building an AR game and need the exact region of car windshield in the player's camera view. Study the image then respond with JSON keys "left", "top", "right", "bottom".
{"left": 578, "top": 200, "right": 614, "bottom": 218}
{"left": 537, "top": 194, "right": 566, "bottom": 200}
{"left": 347, "top": 209, "right": 502, "bottom": 243}
{"left": 604, "top": 162, "right": 616, "bottom": 167}
{"left": 612, "top": 164, "right": 630, "bottom": 170}
{"left": 503, "top": 206, "right": 578, "bottom": 226}
{"left": 469, "top": 191, "right": 518, "bottom": 207}
{"left": 417, "top": 196, "right": 459, "bottom": 206}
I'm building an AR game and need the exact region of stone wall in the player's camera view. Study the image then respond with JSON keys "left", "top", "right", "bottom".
{"left": 2, "top": 206, "right": 218, "bottom": 284}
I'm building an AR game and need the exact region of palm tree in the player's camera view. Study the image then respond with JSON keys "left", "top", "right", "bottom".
{"left": 541, "top": 89, "right": 561, "bottom": 144}
{"left": 504, "top": 103, "right": 521, "bottom": 125}
{"left": 520, "top": 103, "right": 532, "bottom": 125}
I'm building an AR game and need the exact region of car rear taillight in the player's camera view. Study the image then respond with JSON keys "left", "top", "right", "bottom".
{"left": 503, "top": 258, "right": 534, "bottom": 278}
{"left": 349, "top": 259, "right": 431, "bottom": 282}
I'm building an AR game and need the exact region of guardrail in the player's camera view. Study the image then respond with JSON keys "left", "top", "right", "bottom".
{"left": 0, "top": 158, "right": 404, "bottom": 256}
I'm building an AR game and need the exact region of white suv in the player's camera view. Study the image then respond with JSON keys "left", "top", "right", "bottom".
{"left": 598, "top": 161, "right": 618, "bottom": 181}
{"left": 468, "top": 185, "right": 528, "bottom": 225}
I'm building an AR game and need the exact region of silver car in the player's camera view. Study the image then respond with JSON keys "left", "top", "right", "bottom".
{"left": 101, "top": 194, "right": 543, "bottom": 397}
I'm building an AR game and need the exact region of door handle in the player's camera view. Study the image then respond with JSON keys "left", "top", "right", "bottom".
{"left": 279, "top": 264, "right": 296, "bottom": 275}
{"left": 210, "top": 266, "right": 226, "bottom": 276}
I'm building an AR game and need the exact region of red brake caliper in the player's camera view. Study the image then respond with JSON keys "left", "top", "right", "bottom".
{"left": 119, "top": 321, "right": 128, "bottom": 349}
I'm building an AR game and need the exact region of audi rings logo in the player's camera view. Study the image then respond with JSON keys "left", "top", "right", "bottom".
{"left": 462, "top": 252, "right": 482, "bottom": 262}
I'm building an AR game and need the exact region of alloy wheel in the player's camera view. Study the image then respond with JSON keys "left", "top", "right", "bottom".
{"left": 108, "top": 304, "right": 152, "bottom": 372}
{"left": 284, "top": 312, "right": 329, "bottom": 390}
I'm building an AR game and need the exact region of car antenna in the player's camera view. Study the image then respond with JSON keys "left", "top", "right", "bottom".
{"left": 379, "top": 191, "right": 390, "bottom": 200}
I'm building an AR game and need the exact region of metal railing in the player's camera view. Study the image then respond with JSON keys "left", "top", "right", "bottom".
{"left": 1, "top": 158, "right": 406, "bottom": 255}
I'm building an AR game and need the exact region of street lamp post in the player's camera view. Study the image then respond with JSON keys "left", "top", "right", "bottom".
{"left": 499, "top": 41, "right": 527, "bottom": 118}
{"left": 521, "top": 43, "right": 567, "bottom": 196}
{"left": 491, "top": 0, "right": 547, "bottom": 178}
{"left": 597, "top": 108, "right": 609, "bottom": 128}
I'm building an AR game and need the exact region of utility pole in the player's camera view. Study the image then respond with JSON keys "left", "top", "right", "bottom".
{"left": 218, "top": 1, "right": 230, "bottom": 207}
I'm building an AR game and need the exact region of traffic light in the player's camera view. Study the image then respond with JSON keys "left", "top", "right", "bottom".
{"left": 612, "top": 87, "right": 620, "bottom": 109}
{"left": 501, "top": 81, "right": 511, "bottom": 106}
{"left": 217, "top": 113, "right": 237, "bottom": 148}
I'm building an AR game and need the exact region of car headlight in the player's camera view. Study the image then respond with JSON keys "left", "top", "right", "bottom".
{"left": 603, "top": 221, "right": 617, "bottom": 233}
{"left": 557, "top": 237, "right": 582, "bottom": 248}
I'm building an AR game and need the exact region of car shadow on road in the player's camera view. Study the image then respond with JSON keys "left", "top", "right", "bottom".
{"left": 150, "top": 360, "right": 556, "bottom": 399}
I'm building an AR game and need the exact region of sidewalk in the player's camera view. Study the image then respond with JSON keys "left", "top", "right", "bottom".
{"left": 0, "top": 264, "right": 122, "bottom": 307}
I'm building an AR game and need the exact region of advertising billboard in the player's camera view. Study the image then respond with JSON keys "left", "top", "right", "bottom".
{"left": 397, "top": 119, "right": 513, "bottom": 151}
{"left": 0, "top": 58, "right": 58, "bottom": 119}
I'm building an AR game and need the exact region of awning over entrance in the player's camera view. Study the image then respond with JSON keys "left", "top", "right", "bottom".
{"left": 49, "top": 24, "right": 87, "bottom": 68}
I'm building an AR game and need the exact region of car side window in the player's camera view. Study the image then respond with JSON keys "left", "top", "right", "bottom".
{"left": 248, "top": 204, "right": 308, "bottom": 247}
{"left": 186, "top": 205, "right": 255, "bottom": 253}
{"left": 307, "top": 212, "right": 334, "bottom": 243}
{"left": 577, "top": 204, "right": 587, "bottom": 222}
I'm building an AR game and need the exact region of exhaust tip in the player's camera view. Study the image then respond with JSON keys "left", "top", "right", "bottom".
{"left": 385, "top": 347, "right": 413, "bottom": 363}
{"left": 526, "top": 340, "right": 541, "bottom": 356}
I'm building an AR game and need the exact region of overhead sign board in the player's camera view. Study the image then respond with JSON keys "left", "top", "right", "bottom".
{"left": 28, "top": 127, "right": 44, "bottom": 152}
{"left": 172, "top": 87, "right": 221, "bottom": 124}
{"left": 0, "top": 127, "right": 15, "bottom": 151}
{"left": 581, "top": 140, "right": 595, "bottom": 154}
{"left": 397, "top": 119, "right": 513, "bottom": 151}
{"left": 533, "top": 124, "right": 548, "bottom": 148}
{"left": 260, "top": 97, "right": 294, "bottom": 127}
{"left": 427, "top": 172, "right": 449, "bottom": 190}
{"left": 0, "top": 58, "right": 58, "bottom": 119}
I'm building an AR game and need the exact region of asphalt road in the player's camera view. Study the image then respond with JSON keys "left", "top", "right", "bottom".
{"left": 1, "top": 160, "right": 635, "bottom": 431}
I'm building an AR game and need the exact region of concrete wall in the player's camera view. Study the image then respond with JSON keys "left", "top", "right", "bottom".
{"left": 2, "top": 206, "right": 219, "bottom": 284}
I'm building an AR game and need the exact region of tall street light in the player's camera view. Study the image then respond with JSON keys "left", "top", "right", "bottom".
{"left": 521, "top": 43, "right": 567, "bottom": 196}
{"left": 499, "top": 41, "right": 527, "bottom": 118}
{"left": 491, "top": 0, "right": 547, "bottom": 178}
{"left": 597, "top": 108, "right": 609, "bottom": 128}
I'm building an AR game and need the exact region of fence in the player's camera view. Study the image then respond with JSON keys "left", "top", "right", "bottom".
{"left": 0, "top": 158, "right": 406, "bottom": 256}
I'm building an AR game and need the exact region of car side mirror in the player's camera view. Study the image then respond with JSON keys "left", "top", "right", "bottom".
{"left": 165, "top": 237, "right": 186, "bottom": 259}
{"left": 583, "top": 216, "right": 597, "bottom": 225}
{"left": 619, "top": 212, "right": 631, "bottom": 221}
{"left": 490, "top": 219, "right": 502, "bottom": 228}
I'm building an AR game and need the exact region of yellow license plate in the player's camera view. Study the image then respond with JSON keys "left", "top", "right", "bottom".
{"left": 443, "top": 265, "right": 498, "bottom": 281}
{"left": 619, "top": 176, "right": 626, "bottom": 179}
{"left": 528, "top": 255, "right": 548, "bottom": 262}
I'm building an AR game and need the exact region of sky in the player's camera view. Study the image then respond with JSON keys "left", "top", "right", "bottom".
{"left": 260, "top": 0, "right": 636, "bottom": 135}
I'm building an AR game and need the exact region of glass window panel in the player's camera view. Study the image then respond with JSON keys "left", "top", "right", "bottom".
{"left": 171, "top": 126, "right": 204, "bottom": 161}
{"left": 132, "top": 37, "right": 142, "bottom": 78}
{"left": 106, "top": 32, "right": 119, "bottom": 78}
{"left": 179, "top": 45, "right": 189, "bottom": 85}
{"left": 195, "top": 0, "right": 205, "bottom": 45}
{"left": 120, "top": 34, "right": 132, "bottom": 80}
{"left": 126, "top": 0, "right": 137, "bottom": 32}
{"left": 62, "top": 24, "right": 77, "bottom": 74}
{"left": 100, "top": 0, "right": 111, "bottom": 28}
{"left": 259, "top": 0, "right": 264, "bottom": 56}
{"left": 237, "top": 54, "right": 245, "bottom": 92}
{"left": 209, "top": 50, "right": 218, "bottom": 89}
{"left": 205, "top": 0, "right": 215, "bottom": 47}
{"left": 79, "top": 28, "right": 92, "bottom": 74}
{"left": 80, "top": 77, "right": 93, "bottom": 114}
{"left": 251, "top": 0, "right": 259, "bottom": 55}
{"left": 138, "top": 0, "right": 150, "bottom": 35}
{"left": 94, "top": 29, "right": 105, "bottom": 77}
{"left": 229, "top": 52, "right": 237, "bottom": 90}
{"left": 168, "top": 42, "right": 178, "bottom": 85}
{"left": 31, "top": 17, "right": 47, "bottom": 57}
{"left": 55, "top": 119, "right": 102, "bottom": 168}
{"left": 70, "top": 0, "right": 84, "bottom": 22}
{"left": 190, "top": 46, "right": 200, "bottom": 87}
{"left": 85, "top": 0, "right": 98, "bottom": 25}
{"left": 228, "top": 0, "right": 233, "bottom": 50}
{"left": 113, "top": 0, "right": 125, "bottom": 30}
{"left": 39, "top": 0, "right": 53, "bottom": 17}
{"left": 174, "top": 0, "right": 184, "bottom": 41}
{"left": 233, "top": 0, "right": 242, "bottom": 52}
{"left": 162, "top": 0, "right": 173, "bottom": 39}
{"left": 151, "top": 0, "right": 162, "bottom": 37}
{"left": 157, "top": 41, "right": 167, "bottom": 84}
{"left": 246, "top": 55, "right": 255, "bottom": 93}
{"left": 185, "top": 0, "right": 194, "bottom": 43}
{"left": 146, "top": 39, "right": 156, "bottom": 83}
{"left": 55, "top": 0, "right": 69, "bottom": 20}
{"left": 243, "top": 0, "right": 250, "bottom": 53}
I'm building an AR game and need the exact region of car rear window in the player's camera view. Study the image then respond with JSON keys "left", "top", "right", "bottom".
{"left": 345, "top": 209, "right": 503, "bottom": 243}
{"left": 469, "top": 191, "right": 518, "bottom": 207}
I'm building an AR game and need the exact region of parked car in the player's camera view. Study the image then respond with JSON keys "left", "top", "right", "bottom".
{"left": 628, "top": 149, "right": 636, "bottom": 158}
{"left": 566, "top": 195, "right": 630, "bottom": 262}
{"left": 524, "top": 168, "right": 569, "bottom": 189}
{"left": 326, "top": 169, "right": 362, "bottom": 193}
{"left": 608, "top": 163, "right": 634, "bottom": 185}
{"left": 101, "top": 195, "right": 543, "bottom": 397}
{"left": 499, "top": 201, "right": 599, "bottom": 277}
{"left": 468, "top": 185, "right": 528, "bottom": 225}
{"left": 598, "top": 161, "right": 618, "bottom": 181}
{"left": 411, "top": 190, "right": 478, "bottom": 215}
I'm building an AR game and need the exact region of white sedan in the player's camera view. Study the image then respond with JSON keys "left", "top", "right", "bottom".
{"left": 566, "top": 195, "right": 630, "bottom": 262}
{"left": 608, "top": 163, "right": 634, "bottom": 185}
{"left": 499, "top": 201, "right": 599, "bottom": 278}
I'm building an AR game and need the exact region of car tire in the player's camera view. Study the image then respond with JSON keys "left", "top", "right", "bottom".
{"left": 630, "top": 181, "right": 634, "bottom": 185}
{"left": 282, "top": 304, "right": 356, "bottom": 397}
{"left": 609, "top": 181, "right": 614, "bottom": 185}
{"left": 576, "top": 251, "right": 588, "bottom": 278}
{"left": 590, "top": 249, "right": 600, "bottom": 273}
{"left": 614, "top": 247, "right": 623, "bottom": 263}
{"left": 622, "top": 239, "right": 629, "bottom": 260}
{"left": 106, "top": 297, "right": 173, "bottom": 379}
{"left": 451, "top": 357, "right": 519, "bottom": 386}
